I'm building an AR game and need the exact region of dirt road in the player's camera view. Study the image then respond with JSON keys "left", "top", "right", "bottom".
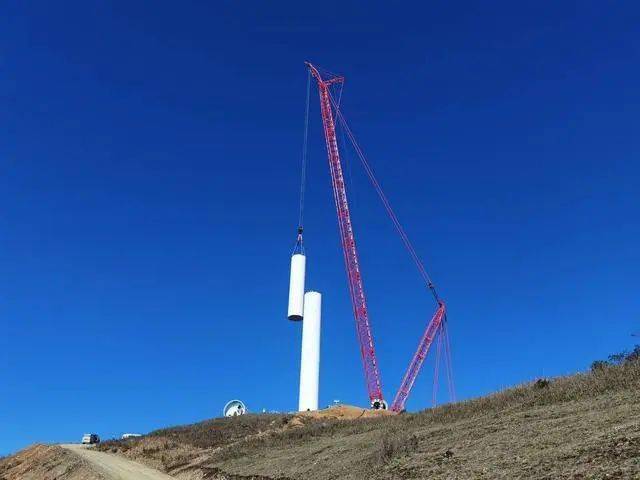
{"left": 61, "top": 444, "right": 176, "bottom": 480}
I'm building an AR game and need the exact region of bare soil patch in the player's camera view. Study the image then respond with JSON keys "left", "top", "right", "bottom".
{"left": 0, "top": 444, "right": 104, "bottom": 480}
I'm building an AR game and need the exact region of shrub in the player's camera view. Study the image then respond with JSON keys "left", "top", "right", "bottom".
{"left": 608, "top": 352, "right": 628, "bottom": 365}
{"left": 534, "top": 378, "right": 551, "bottom": 389}
{"left": 591, "top": 360, "right": 608, "bottom": 372}
{"left": 591, "top": 344, "right": 640, "bottom": 371}
{"left": 374, "top": 429, "right": 419, "bottom": 465}
{"left": 626, "top": 345, "right": 640, "bottom": 363}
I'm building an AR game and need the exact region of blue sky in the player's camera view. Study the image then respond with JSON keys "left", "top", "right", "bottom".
{"left": 1, "top": 1, "right": 639, "bottom": 455}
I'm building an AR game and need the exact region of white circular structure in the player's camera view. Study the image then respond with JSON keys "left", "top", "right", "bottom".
{"left": 371, "top": 398, "right": 388, "bottom": 410}
{"left": 223, "top": 400, "right": 247, "bottom": 417}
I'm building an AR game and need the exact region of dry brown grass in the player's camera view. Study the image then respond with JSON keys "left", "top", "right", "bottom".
{"left": 416, "top": 358, "right": 637, "bottom": 422}
{"left": 99, "top": 413, "right": 291, "bottom": 453}
{"left": 374, "top": 428, "right": 420, "bottom": 466}
{"left": 205, "top": 359, "right": 640, "bottom": 464}
{"left": 98, "top": 359, "right": 640, "bottom": 479}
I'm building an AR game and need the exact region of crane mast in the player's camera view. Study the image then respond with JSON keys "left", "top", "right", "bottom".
{"left": 306, "top": 62, "right": 385, "bottom": 408}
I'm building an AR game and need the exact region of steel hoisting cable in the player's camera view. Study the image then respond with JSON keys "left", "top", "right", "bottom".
{"left": 298, "top": 70, "right": 312, "bottom": 232}
{"left": 443, "top": 321, "right": 456, "bottom": 401}
{"left": 326, "top": 82, "right": 455, "bottom": 404}
{"left": 432, "top": 325, "right": 444, "bottom": 407}
{"left": 327, "top": 92, "right": 440, "bottom": 304}
{"left": 335, "top": 80, "right": 344, "bottom": 109}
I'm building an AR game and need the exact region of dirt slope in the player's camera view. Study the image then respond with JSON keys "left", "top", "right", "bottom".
{"left": 0, "top": 444, "right": 176, "bottom": 480}
{"left": 61, "top": 444, "right": 177, "bottom": 479}
{"left": 96, "top": 360, "right": 640, "bottom": 479}
{"left": 0, "top": 444, "right": 104, "bottom": 480}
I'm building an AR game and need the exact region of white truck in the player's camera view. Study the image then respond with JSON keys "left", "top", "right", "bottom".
{"left": 81, "top": 433, "right": 100, "bottom": 444}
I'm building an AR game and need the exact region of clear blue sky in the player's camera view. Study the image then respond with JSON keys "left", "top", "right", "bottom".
{"left": 1, "top": 1, "right": 638, "bottom": 455}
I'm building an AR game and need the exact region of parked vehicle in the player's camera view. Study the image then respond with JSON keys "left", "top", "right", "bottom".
{"left": 81, "top": 433, "right": 100, "bottom": 444}
{"left": 121, "top": 433, "right": 142, "bottom": 439}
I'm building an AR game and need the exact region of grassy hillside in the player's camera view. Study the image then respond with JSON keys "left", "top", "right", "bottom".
{"left": 97, "top": 359, "right": 640, "bottom": 479}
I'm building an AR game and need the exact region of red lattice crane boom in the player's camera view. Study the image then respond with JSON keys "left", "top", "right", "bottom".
{"left": 306, "top": 62, "right": 452, "bottom": 411}
{"left": 306, "top": 62, "right": 386, "bottom": 408}
{"left": 390, "top": 303, "right": 446, "bottom": 412}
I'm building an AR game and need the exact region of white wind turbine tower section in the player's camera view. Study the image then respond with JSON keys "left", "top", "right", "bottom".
{"left": 299, "top": 291, "right": 322, "bottom": 411}
{"left": 287, "top": 253, "right": 306, "bottom": 321}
